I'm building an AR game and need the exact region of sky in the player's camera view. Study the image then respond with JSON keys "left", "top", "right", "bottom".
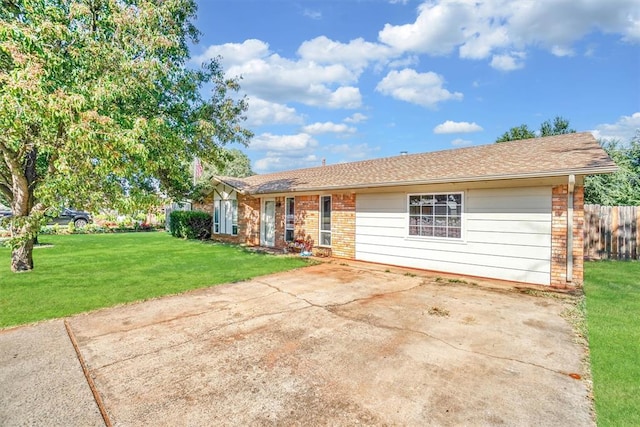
{"left": 189, "top": 0, "right": 640, "bottom": 174}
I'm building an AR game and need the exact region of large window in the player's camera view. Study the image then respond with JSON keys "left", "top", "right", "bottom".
{"left": 213, "top": 199, "right": 238, "bottom": 236}
{"left": 408, "top": 193, "right": 462, "bottom": 239}
{"left": 285, "top": 197, "right": 295, "bottom": 242}
{"left": 320, "top": 195, "right": 331, "bottom": 246}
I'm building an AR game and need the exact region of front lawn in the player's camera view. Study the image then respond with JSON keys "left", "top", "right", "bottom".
{"left": 0, "top": 232, "right": 310, "bottom": 328}
{"left": 585, "top": 261, "right": 640, "bottom": 426}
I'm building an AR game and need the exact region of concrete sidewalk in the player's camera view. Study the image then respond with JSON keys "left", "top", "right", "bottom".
{"left": 0, "top": 320, "right": 104, "bottom": 427}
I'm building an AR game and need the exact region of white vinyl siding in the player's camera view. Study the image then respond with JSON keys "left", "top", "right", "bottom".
{"left": 355, "top": 187, "right": 552, "bottom": 285}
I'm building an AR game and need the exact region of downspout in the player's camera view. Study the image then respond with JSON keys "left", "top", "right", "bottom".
{"left": 567, "top": 175, "right": 575, "bottom": 283}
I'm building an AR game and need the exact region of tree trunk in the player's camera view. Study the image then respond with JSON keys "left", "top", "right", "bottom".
{"left": 11, "top": 238, "right": 34, "bottom": 272}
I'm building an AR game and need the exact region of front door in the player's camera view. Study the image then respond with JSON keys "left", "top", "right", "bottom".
{"left": 261, "top": 199, "right": 276, "bottom": 247}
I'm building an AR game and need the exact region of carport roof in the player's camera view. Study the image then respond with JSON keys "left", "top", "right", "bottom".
{"left": 215, "top": 132, "right": 617, "bottom": 195}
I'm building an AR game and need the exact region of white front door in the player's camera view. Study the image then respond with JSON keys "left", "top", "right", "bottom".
{"left": 261, "top": 199, "right": 276, "bottom": 247}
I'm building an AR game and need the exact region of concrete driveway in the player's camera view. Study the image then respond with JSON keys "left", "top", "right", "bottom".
{"left": 2, "top": 262, "right": 593, "bottom": 426}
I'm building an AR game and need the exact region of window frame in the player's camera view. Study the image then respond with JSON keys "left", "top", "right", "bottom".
{"left": 212, "top": 191, "right": 238, "bottom": 236}
{"left": 407, "top": 192, "right": 464, "bottom": 240}
{"left": 319, "top": 195, "right": 332, "bottom": 247}
{"left": 285, "top": 197, "right": 295, "bottom": 242}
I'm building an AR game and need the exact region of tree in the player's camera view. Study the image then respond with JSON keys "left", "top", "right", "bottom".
{"left": 540, "top": 116, "right": 575, "bottom": 137}
{"left": 496, "top": 124, "right": 536, "bottom": 142}
{"left": 584, "top": 133, "right": 640, "bottom": 205}
{"left": 204, "top": 148, "right": 254, "bottom": 178}
{"left": 191, "top": 148, "right": 253, "bottom": 203}
{"left": 496, "top": 116, "right": 575, "bottom": 142}
{"left": 0, "top": 0, "right": 252, "bottom": 272}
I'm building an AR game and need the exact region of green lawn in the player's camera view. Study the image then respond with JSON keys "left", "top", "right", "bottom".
{"left": 585, "top": 261, "right": 640, "bottom": 427}
{"left": 0, "top": 232, "right": 310, "bottom": 328}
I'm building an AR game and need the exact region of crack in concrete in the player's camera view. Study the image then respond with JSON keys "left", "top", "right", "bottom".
{"left": 78, "top": 288, "right": 282, "bottom": 339}
{"left": 260, "top": 279, "right": 573, "bottom": 378}
{"left": 92, "top": 302, "right": 312, "bottom": 371}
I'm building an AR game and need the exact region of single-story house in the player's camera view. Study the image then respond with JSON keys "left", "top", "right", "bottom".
{"left": 197, "top": 132, "right": 616, "bottom": 289}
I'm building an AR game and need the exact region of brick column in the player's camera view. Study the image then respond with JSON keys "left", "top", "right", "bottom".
{"left": 238, "top": 194, "right": 260, "bottom": 246}
{"left": 332, "top": 193, "right": 356, "bottom": 259}
{"left": 294, "top": 195, "right": 319, "bottom": 247}
{"left": 550, "top": 185, "right": 584, "bottom": 288}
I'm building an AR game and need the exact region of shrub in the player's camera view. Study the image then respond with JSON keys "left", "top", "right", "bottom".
{"left": 169, "top": 210, "right": 212, "bottom": 240}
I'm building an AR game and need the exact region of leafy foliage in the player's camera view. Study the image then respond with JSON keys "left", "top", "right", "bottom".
{"left": 192, "top": 148, "right": 254, "bottom": 202}
{"left": 584, "top": 134, "right": 640, "bottom": 205}
{"left": 496, "top": 116, "right": 574, "bottom": 142}
{"left": 0, "top": 0, "right": 252, "bottom": 270}
{"left": 169, "top": 210, "right": 212, "bottom": 240}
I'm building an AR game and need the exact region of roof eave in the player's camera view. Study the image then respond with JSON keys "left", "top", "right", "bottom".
{"left": 250, "top": 166, "right": 619, "bottom": 195}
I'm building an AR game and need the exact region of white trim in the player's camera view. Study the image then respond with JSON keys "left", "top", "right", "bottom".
{"left": 261, "top": 198, "right": 276, "bottom": 247}
{"left": 319, "top": 195, "right": 332, "bottom": 247}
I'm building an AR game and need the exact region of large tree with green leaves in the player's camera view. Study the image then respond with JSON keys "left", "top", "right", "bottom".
{"left": 584, "top": 133, "right": 640, "bottom": 205}
{"left": 0, "top": 0, "right": 252, "bottom": 272}
{"left": 496, "top": 116, "right": 575, "bottom": 142}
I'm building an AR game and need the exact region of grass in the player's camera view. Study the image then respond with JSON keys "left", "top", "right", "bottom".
{"left": 584, "top": 260, "right": 640, "bottom": 426}
{"left": 0, "top": 232, "right": 310, "bottom": 328}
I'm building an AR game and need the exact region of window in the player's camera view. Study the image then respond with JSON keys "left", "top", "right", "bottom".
{"left": 213, "top": 201, "right": 220, "bottom": 233}
{"left": 285, "top": 197, "right": 295, "bottom": 242}
{"left": 231, "top": 199, "right": 238, "bottom": 235}
{"left": 213, "top": 198, "right": 238, "bottom": 236}
{"left": 320, "top": 195, "right": 331, "bottom": 246}
{"left": 408, "top": 193, "right": 462, "bottom": 239}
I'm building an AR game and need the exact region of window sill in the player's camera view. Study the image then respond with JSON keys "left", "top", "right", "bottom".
{"left": 404, "top": 236, "right": 466, "bottom": 244}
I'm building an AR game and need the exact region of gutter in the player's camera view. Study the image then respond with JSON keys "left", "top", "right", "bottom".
{"left": 567, "top": 174, "right": 575, "bottom": 283}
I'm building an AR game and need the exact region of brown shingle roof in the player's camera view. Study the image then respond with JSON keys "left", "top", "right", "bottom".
{"left": 217, "top": 132, "right": 617, "bottom": 195}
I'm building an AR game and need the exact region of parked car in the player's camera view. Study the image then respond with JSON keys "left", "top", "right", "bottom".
{"left": 47, "top": 208, "right": 92, "bottom": 228}
{"left": 0, "top": 207, "right": 92, "bottom": 228}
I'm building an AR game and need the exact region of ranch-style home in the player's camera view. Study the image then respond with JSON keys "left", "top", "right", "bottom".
{"left": 198, "top": 132, "right": 616, "bottom": 289}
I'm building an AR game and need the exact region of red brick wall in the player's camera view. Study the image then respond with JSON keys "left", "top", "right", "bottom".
{"left": 332, "top": 193, "right": 356, "bottom": 259}
{"left": 551, "top": 184, "right": 584, "bottom": 288}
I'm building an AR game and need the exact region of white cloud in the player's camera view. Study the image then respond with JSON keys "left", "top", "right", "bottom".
{"left": 191, "top": 39, "right": 270, "bottom": 67}
{"left": 245, "top": 98, "right": 303, "bottom": 127}
{"left": 344, "top": 113, "right": 368, "bottom": 124}
{"left": 434, "top": 120, "right": 483, "bottom": 134}
{"left": 254, "top": 154, "right": 319, "bottom": 173}
{"left": 387, "top": 55, "right": 420, "bottom": 69}
{"left": 303, "top": 9, "right": 322, "bottom": 20}
{"left": 490, "top": 52, "right": 526, "bottom": 71}
{"left": 451, "top": 138, "right": 473, "bottom": 146}
{"left": 592, "top": 112, "right": 640, "bottom": 142}
{"left": 193, "top": 39, "right": 362, "bottom": 109}
{"left": 375, "top": 68, "right": 463, "bottom": 108}
{"left": 302, "top": 122, "right": 356, "bottom": 135}
{"left": 250, "top": 133, "right": 318, "bottom": 152}
{"left": 378, "top": 1, "right": 471, "bottom": 55}
{"left": 378, "top": 0, "right": 640, "bottom": 71}
{"left": 297, "top": 36, "right": 394, "bottom": 72}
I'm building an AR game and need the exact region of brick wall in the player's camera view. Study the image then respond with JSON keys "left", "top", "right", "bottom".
{"left": 331, "top": 193, "right": 356, "bottom": 259}
{"left": 294, "top": 195, "right": 319, "bottom": 249}
{"left": 550, "top": 184, "right": 584, "bottom": 288}
{"left": 237, "top": 194, "right": 260, "bottom": 246}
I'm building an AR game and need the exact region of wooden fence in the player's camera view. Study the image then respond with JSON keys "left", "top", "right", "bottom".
{"left": 584, "top": 205, "right": 639, "bottom": 260}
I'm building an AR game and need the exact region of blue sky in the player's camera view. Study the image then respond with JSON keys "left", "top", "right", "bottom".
{"left": 190, "top": 0, "right": 640, "bottom": 174}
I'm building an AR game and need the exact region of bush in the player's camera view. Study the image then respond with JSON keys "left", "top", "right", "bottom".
{"left": 169, "top": 210, "right": 212, "bottom": 240}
